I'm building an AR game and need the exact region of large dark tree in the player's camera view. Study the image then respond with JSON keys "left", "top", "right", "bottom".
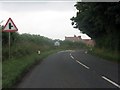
{"left": 71, "top": 2, "right": 120, "bottom": 52}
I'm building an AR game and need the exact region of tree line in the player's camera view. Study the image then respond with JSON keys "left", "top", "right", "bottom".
{"left": 1, "top": 31, "right": 86, "bottom": 61}
{"left": 71, "top": 2, "right": 120, "bottom": 52}
{"left": 2, "top": 32, "right": 54, "bottom": 61}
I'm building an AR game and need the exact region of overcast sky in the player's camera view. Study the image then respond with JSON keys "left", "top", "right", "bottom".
{"left": 0, "top": 1, "right": 92, "bottom": 40}
{"left": 82, "top": 0, "right": 119, "bottom": 2}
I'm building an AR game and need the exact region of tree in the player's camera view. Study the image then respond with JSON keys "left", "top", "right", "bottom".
{"left": 71, "top": 2, "right": 120, "bottom": 52}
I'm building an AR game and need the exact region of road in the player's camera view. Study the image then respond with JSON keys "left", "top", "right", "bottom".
{"left": 17, "top": 50, "right": 119, "bottom": 88}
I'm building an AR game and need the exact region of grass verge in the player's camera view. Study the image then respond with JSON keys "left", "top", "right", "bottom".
{"left": 88, "top": 48, "right": 120, "bottom": 63}
{"left": 2, "top": 49, "right": 61, "bottom": 88}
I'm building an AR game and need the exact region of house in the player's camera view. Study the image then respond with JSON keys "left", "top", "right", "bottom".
{"left": 82, "top": 39, "right": 95, "bottom": 47}
{"left": 65, "top": 35, "right": 95, "bottom": 47}
{"left": 65, "top": 35, "right": 82, "bottom": 42}
{"left": 54, "top": 41, "right": 60, "bottom": 47}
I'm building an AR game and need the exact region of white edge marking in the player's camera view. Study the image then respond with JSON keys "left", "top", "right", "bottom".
{"left": 76, "top": 60, "right": 90, "bottom": 69}
{"left": 102, "top": 76, "right": 120, "bottom": 88}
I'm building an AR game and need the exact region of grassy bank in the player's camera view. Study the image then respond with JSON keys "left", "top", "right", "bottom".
{"left": 2, "top": 49, "right": 61, "bottom": 88}
{"left": 88, "top": 48, "right": 120, "bottom": 63}
{"left": 2, "top": 33, "right": 88, "bottom": 88}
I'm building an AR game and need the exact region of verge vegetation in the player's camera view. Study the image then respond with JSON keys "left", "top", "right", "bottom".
{"left": 2, "top": 50, "right": 61, "bottom": 88}
{"left": 71, "top": 2, "right": 120, "bottom": 62}
{"left": 2, "top": 31, "right": 86, "bottom": 88}
{"left": 88, "top": 47, "right": 120, "bottom": 62}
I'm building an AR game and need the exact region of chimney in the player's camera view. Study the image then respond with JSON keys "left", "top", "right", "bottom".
{"left": 78, "top": 36, "right": 81, "bottom": 39}
{"left": 74, "top": 35, "right": 76, "bottom": 37}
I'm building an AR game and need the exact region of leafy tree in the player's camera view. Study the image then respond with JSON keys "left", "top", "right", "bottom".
{"left": 2, "top": 32, "right": 55, "bottom": 61}
{"left": 71, "top": 2, "right": 120, "bottom": 52}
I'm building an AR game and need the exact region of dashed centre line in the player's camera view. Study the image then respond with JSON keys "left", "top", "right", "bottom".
{"left": 69, "top": 52, "right": 120, "bottom": 88}
{"left": 76, "top": 60, "right": 90, "bottom": 69}
{"left": 102, "top": 76, "right": 120, "bottom": 88}
{"left": 70, "top": 53, "right": 90, "bottom": 69}
{"left": 70, "top": 56, "right": 74, "bottom": 59}
{"left": 70, "top": 53, "right": 74, "bottom": 59}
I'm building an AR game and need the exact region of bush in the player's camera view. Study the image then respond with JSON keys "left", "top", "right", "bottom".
{"left": 2, "top": 33, "right": 54, "bottom": 61}
{"left": 89, "top": 47, "right": 120, "bottom": 62}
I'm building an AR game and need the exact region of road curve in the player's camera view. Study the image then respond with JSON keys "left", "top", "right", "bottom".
{"left": 16, "top": 50, "right": 119, "bottom": 88}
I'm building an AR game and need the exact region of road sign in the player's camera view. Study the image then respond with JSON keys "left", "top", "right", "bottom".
{"left": 2, "top": 18, "right": 18, "bottom": 60}
{"left": 2, "top": 18, "right": 18, "bottom": 32}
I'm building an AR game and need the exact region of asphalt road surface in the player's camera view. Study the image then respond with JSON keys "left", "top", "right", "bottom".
{"left": 17, "top": 50, "right": 119, "bottom": 88}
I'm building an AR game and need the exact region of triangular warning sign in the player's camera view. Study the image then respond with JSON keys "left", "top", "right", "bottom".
{"left": 2, "top": 18, "right": 18, "bottom": 32}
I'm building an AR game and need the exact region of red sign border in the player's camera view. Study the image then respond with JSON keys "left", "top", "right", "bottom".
{"left": 2, "top": 18, "right": 18, "bottom": 32}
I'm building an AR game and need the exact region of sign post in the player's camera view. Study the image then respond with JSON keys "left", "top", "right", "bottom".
{"left": 2, "top": 18, "right": 18, "bottom": 60}
{"left": 9, "top": 32, "right": 11, "bottom": 60}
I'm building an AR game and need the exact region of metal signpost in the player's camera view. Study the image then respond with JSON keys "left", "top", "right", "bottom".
{"left": 2, "top": 18, "right": 18, "bottom": 60}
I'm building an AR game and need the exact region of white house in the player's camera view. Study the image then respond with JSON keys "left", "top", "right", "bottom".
{"left": 54, "top": 41, "right": 60, "bottom": 47}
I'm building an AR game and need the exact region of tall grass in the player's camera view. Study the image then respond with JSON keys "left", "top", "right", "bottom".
{"left": 2, "top": 49, "right": 60, "bottom": 88}
{"left": 2, "top": 33, "right": 89, "bottom": 88}
{"left": 89, "top": 48, "right": 120, "bottom": 62}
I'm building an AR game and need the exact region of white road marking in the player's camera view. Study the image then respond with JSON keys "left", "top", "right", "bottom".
{"left": 70, "top": 53, "right": 90, "bottom": 69}
{"left": 102, "top": 76, "right": 120, "bottom": 88}
{"left": 76, "top": 60, "right": 90, "bottom": 69}
{"left": 70, "top": 56, "right": 74, "bottom": 59}
{"left": 70, "top": 52, "right": 120, "bottom": 88}
{"left": 70, "top": 53, "right": 74, "bottom": 59}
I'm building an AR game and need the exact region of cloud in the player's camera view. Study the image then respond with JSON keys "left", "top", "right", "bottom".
{"left": 0, "top": 1, "right": 91, "bottom": 40}
{"left": 82, "top": 0, "right": 119, "bottom": 2}
{"left": 0, "top": 2, "right": 76, "bottom": 12}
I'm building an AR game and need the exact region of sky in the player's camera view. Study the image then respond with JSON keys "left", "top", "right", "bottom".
{"left": 82, "top": 0, "right": 119, "bottom": 2}
{"left": 0, "top": 0, "right": 93, "bottom": 40}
